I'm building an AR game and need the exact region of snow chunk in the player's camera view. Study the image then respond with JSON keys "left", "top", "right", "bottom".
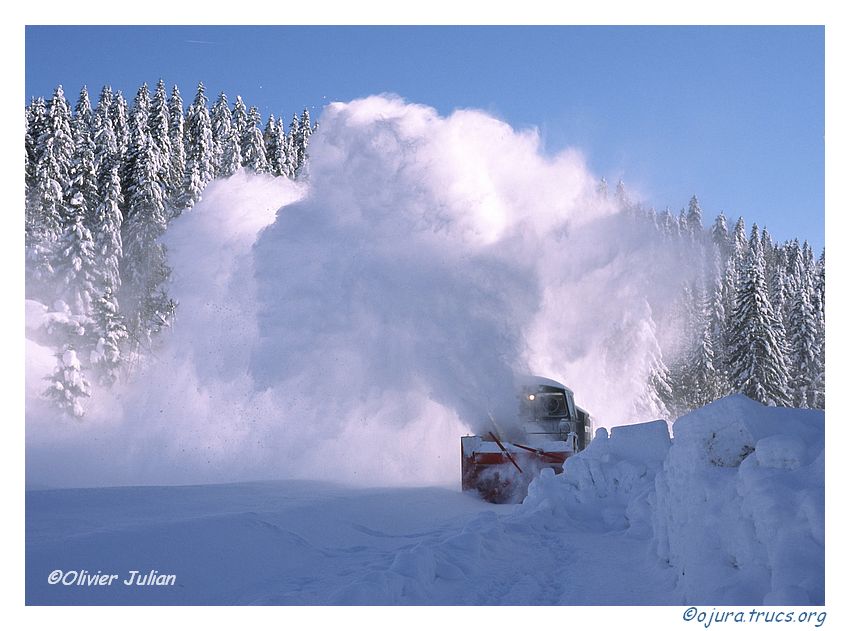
{"left": 754, "top": 434, "right": 807, "bottom": 470}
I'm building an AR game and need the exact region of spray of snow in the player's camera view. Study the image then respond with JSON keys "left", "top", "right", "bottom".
{"left": 26, "top": 95, "right": 691, "bottom": 488}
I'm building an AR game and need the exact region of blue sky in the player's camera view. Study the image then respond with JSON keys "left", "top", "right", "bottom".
{"left": 25, "top": 25, "right": 824, "bottom": 251}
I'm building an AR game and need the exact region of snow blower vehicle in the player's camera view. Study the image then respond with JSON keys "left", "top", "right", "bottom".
{"left": 461, "top": 376, "right": 592, "bottom": 503}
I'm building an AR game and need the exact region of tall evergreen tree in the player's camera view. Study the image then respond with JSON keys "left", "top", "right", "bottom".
{"left": 706, "top": 246, "right": 730, "bottom": 391}
{"left": 25, "top": 97, "right": 48, "bottom": 238}
{"left": 727, "top": 225, "right": 792, "bottom": 406}
{"left": 731, "top": 217, "right": 748, "bottom": 262}
{"left": 91, "top": 164, "right": 124, "bottom": 298}
{"left": 210, "top": 92, "right": 232, "bottom": 177}
{"left": 73, "top": 85, "right": 94, "bottom": 135}
{"left": 219, "top": 125, "right": 242, "bottom": 178}
{"left": 182, "top": 82, "right": 215, "bottom": 206}
{"left": 109, "top": 90, "right": 130, "bottom": 164}
{"left": 241, "top": 106, "right": 268, "bottom": 173}
{"left": 42, "top": 85, "right": 75, "bottom": 194}
{"left": 148, "top": 79, "right": 173, "bottom": 201}
{"left": 295, "top": 107, "right": 314, "bottom": 176}
{"left": 54, "top": 189, "right": 98, "bottom": 316}
{"left": 685, "top": 195, "right": 703, "bottom": 241}
{"left": 69, "top": 87, "right": 98, "bottom": 223}
{"left": 711, "top": 212, "right": 731, "bottom": 263}
{"left": 787, "top": 265, "right": 820, "bottom": 408}
{"left": 92, "top": 86, "right": 119, "bottom": 188}
{"left": 271, "top": 117, "right": 289, "bottom": 177}
{"left": 121, "top": 110, "right": 174, "bottom": 350}
{"left": 25, "top": 97, "right": 47, "bottom": 193}
{"left": 232, "top": 95, "right": 248, "bottom": 158}
{"left": 263, "top": 114, "right": 278, "bottom": 164}
{"left": 167, "top": 84, "right": 186, "bottom": 210}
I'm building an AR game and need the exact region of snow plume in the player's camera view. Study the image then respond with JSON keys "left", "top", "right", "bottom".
{"left": 27, "top": 95, "right": 691, "bottom": 488}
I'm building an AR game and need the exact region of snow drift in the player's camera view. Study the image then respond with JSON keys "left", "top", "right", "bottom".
{"left": 27, "top": 95, "right": 692, "bottom": 488}
{"left": 521, "top": 394, "right": 825, "bottom": 605}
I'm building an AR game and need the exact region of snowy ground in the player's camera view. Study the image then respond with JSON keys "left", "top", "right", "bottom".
{"left": 26, "top": 479, "right": 676, "bottom": 606}
{"left": 26, "top": 396, "right": 824, "bottom": 608}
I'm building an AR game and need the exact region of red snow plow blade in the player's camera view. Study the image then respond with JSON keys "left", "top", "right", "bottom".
{"left": 461, "top": 433, "right": 571, "bottom": 503}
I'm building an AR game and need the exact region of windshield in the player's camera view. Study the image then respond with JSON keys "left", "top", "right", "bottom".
{"left": 536, "top": 391, "right": 567, "bottom": 417}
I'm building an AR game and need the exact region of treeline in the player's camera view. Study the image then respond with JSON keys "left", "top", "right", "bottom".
{"left": 605, "top": 180, "right": 826, "bottom": 417}
{"left": 25, "top": 80, "right": 314, "bottom": 416}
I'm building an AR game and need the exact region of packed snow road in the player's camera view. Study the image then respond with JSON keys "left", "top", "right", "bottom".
{"left": 25, "top": 479, "right": 676, "bottom": 606}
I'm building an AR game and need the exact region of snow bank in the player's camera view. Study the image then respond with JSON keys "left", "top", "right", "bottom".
{"left": 654, "top": 395, "right": 824, "bottom": 604}
{"left": 521, "top": 395, "right": 824, "bottom": 605}
{"left": 521, "top": 420, "right": 670, "bottom": 533}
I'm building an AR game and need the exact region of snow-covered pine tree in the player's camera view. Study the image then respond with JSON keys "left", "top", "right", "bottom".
{"left": 42, "top": 85, "right": 75, "bottom": 193}
{"left": 92, "top": 86, "right": 119, "bottom": 187}
{"left": 54, "top": 187, "right": 98, "bottom": 317}
{"left": 109, "top": 90, "right": 130, "bottom": 166}
{"left": 69, "top": 87, "right": 99, "bottom": 225}
{"left": 711, "top": 212, "right": 731, "bottom": 263}
{"left": 219, "top": 125, "right": 242, "bottom": 178}
{"left": 232, "top": 95, "right": 248, "bottom": 158}
{"left": 768, "top": 243, "right": 789, "bottom": 330}
{"left": 26, "top": 138, "right": 67, "bottom": 294}
{"left": 687, "top": 282, "right": 726, "bottom": 408}
{"left": 149, "top": 79, "right": 173, "bottom": 206}
{"left": 667, "top": 282, "right": 699, "bottom": 411}
{"left": 120, "top": 109, "right": 174, "bottom": 351}
{"left": 784, "top": 239, "right": 803, "bottom": 305}
{"left": 88, "top": 287, "right": 128, "bottom": 386}
{"left": 91, "top": 164, "right": 124, "bottom": 299}
{"left": 731, "top": 217, "right": 749, "bottom": 268}
{"left": 706, "top": 246, "right": 731, "bottom": 392}
{"left": 786, "top": 260, "right": 820, "bottom": 408}
{"left": 167, "top": 84, "right": 186, "bottom": 211}
{"left": 44, "top": 346, "right": 91, "bottom": 418}
{"left": 296, "top": 107, "right": 313, "bottom": 176}
{"left": 727, "top": 224, "right": 792, "bottom": 406}
{"left": 289, "top": 112, "right": 301, "bottom": 170}
{"left": 182, "top": 82, "right": 215, "bottom": 206}
{"left": 241, "top": 106, "right": 269, "bottom": 173}
{"left": 283, "top": 127, "right": 297, "bottom": 179}
{"left": 25, "top": 97, "right": 46, "bottom": 192}
{"left": 180, "top": 161, "right": 203, "bottom": 209}
{"left": 25, "top": 97, "right": 48, "bottom": 240}
{"left": 210, "top": 91, "right": 232, "bottom": 177}
{"left": 73, "top": 85, "right": 94, "bottom": 135}
{"left": 271, "top": 116, "right": 289, "bottom": 178}
{"left": 263, "top": 114, "right": 278, "bottom": 168}
{"left": 685, "top": 195, "right": 703, "bottom": 241}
